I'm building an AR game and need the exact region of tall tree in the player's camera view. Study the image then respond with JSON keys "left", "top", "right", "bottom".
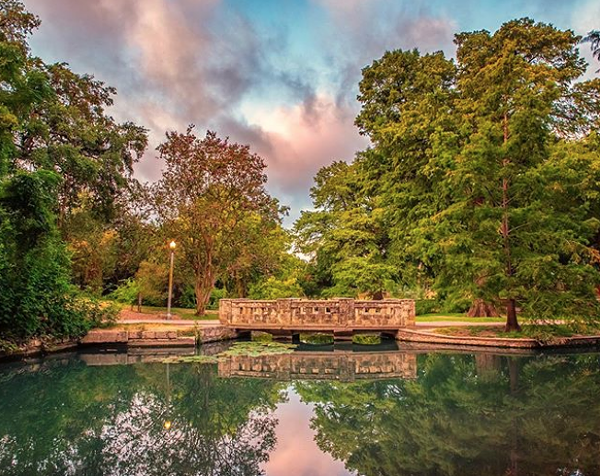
{"left": 154, "top": 127, "right": 281, "bottom": 315}
{"left": 355, "top": 49, "right": 458, "bottom": 302}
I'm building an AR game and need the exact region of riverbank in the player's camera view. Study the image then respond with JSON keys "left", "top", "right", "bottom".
{"left": 397, "top": 327, "right": 600, "bottom": 349}
{"left": 3, "top": 309, "right": 600, "bottom": 360}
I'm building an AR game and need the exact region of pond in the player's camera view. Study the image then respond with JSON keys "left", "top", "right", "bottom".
{"left": 1, "top": 343, "right": 600, "bottom": 475}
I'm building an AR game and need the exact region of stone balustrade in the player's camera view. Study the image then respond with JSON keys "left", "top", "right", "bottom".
{"left": 219, "top": 298, "right": 415, "bottom": 331}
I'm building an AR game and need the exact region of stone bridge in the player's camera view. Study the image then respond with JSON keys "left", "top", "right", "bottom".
{"left": 218, "top": 350, "right": 417, "bottom": 381}
{"left": 219, "top": 298, "right": 415, "bottom": 335}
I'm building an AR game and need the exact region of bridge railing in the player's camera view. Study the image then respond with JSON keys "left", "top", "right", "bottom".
{"left": 219, "top": 298, "right": 415, "bottom": 330}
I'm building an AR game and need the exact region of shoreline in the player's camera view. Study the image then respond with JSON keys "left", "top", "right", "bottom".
{"left": 4, "top": 321, "right": 600, "bottom": 362}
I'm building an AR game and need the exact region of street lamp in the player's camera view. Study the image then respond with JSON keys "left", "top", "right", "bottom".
{"left": 167, "top": 240, "right": 176, "bottom": 319}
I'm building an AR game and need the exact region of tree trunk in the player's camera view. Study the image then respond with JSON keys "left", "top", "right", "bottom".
{"left": 137, "top": 292, "right": 142, "bottom": 313}
{"left": 467, "top": 299, "right": 499, "bottom": 317}
{"left": 195, "top": 268, "right": 214, "bottom": 316}
{"left": 505, "top": 298, "right": 521, "bottom": 332}
{"left": 501, "top": 112, "right": 520, "bottom": 333}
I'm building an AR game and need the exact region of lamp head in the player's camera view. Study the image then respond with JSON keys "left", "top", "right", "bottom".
{"left": 169, "top": 241, "right": 177, "bottom": 250}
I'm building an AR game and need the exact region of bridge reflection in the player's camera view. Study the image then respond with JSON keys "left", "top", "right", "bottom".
{"left": 75, "top": 345, "right": 418, "bottom": 380}
{"left": 218, "top": 350, "right": 417, "bottom": 381}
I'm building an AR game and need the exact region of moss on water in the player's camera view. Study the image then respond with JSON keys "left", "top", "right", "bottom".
{"left": 251, "top": 331, "right": 274, "bottom": 342}
{"left": 163, "top": 341, "right": 298, "bottom": 364}
{"left": 352, "top": 334, "right": 381, "bottom": 345}
{"left": 221, "top": 341, "right": 297, "bottom": 357}
{"left": 299, "top": 333, "right": 334, "bottom": 345}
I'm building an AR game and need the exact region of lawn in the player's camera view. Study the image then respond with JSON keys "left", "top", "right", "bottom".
{"left": 416, "top": 313, "right": 504, "bottom": 323}
{"left": 433, "top": 324, "right": 599, "bottom": 340}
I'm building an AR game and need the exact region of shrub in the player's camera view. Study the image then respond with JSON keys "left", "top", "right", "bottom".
{"left": 415, "top": 299, "right": 439, "bottom": 315}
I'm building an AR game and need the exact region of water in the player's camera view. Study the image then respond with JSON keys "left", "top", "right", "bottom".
{"left": 1, "top": 345, "right": 600, "bottom": 476}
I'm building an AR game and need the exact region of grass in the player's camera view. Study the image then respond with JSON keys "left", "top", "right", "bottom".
{"left": 417, "top": 313, "right": 504, "bottom": 323}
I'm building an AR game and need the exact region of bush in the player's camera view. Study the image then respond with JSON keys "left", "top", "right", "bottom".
{"left": 248, "top": 277, "right": 304, "bottom": 300}
{"left": 108, "top": 278, "right": 140, "bottom": 306}
{"left": 415, "top": 299, "right": 439, "bottom": 315}
{"left": 207, "top": 287, "right": 228, "bottom": 310}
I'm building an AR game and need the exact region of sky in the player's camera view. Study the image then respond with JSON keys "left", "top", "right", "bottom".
{"left": 22, "top": 0, "right": 600, "bottom": 225}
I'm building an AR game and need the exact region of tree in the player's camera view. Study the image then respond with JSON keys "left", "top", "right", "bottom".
{"left": 154, "top": 128, "right": 281, "bottom": 315}
{"left": 294, "top": 160, "right": 396, "bottom": 298}
{"left": 354, "top": 19, "right": 600, "bottom": 330}
{"left": 0, "top": 0, "right": 142, "bottom": 343}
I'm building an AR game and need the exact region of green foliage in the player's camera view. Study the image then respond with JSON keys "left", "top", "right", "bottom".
{"left": 248, "top": 276, "right": 304, "bottom": 299}
{"left": 0, "top": 1, "right": 147, "bottom": 343}
{"left": 108, "top": 278, "right": 140, "bottom": 306}
{"left": 154, "top": 128, "right": 283, "bottom": 315}
{"left": 206, "top": 287, "right": 227, "bottom": 310}
{"left": 0, "top": 171, "right": 114, "bottom": 342}
{"left": 415, "top": 299, "right": 439, "bottom": 315}
{"left": 344, "top": 18, "right": 600, "bottom": 328}
{"left": 295, "top": 160, "right": 395, "bottom": 298}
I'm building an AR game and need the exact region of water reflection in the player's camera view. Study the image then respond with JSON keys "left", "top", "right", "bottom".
{"left": 296, "top": 352, "right": 600, "bottom": 476}
{"left": 0, "top": 356, "right": 283, "bottom": 475}
{"left": 0, "top": 348, "right": 600, "bottom": 475}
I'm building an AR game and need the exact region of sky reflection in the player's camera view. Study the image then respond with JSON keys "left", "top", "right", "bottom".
{"left": 263, "top": 388, "right": 353, "bottom": 476}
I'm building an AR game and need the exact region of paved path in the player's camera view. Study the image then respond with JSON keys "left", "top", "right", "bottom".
{"left": 118, "top": 310, "right": 504, "bottom": 329}
{"left": 119, "top": 318, "right": 220, "bottom": 326}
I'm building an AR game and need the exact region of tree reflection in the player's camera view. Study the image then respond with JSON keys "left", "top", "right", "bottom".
{"left": 296, "top": 352, "right": 600, "bottom": 476}
{"left": 0, "top": 359, "right": 284, "bottom": 475}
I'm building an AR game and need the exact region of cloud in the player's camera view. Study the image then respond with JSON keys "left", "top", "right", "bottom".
{"left": 571, "top": 0, "right": 600, "bottom": 79}
{"left": 22, "top": 0, "right": 454, "bottom": 225}
{"left": 312, "top": 0, "right": 457, "bottom": 107}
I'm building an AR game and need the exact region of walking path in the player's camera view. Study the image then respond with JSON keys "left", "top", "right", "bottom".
{"left": 117, "top": 310, "right": 503, "bottom": 329}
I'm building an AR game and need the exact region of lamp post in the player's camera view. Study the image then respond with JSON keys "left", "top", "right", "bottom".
{"left": 167, "top": 240, "right": 176, "bottom": 320}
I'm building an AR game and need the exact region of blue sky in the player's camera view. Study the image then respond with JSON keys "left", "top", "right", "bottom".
{"left": 23, "top": 0, "right": 600, "bottom": 225}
